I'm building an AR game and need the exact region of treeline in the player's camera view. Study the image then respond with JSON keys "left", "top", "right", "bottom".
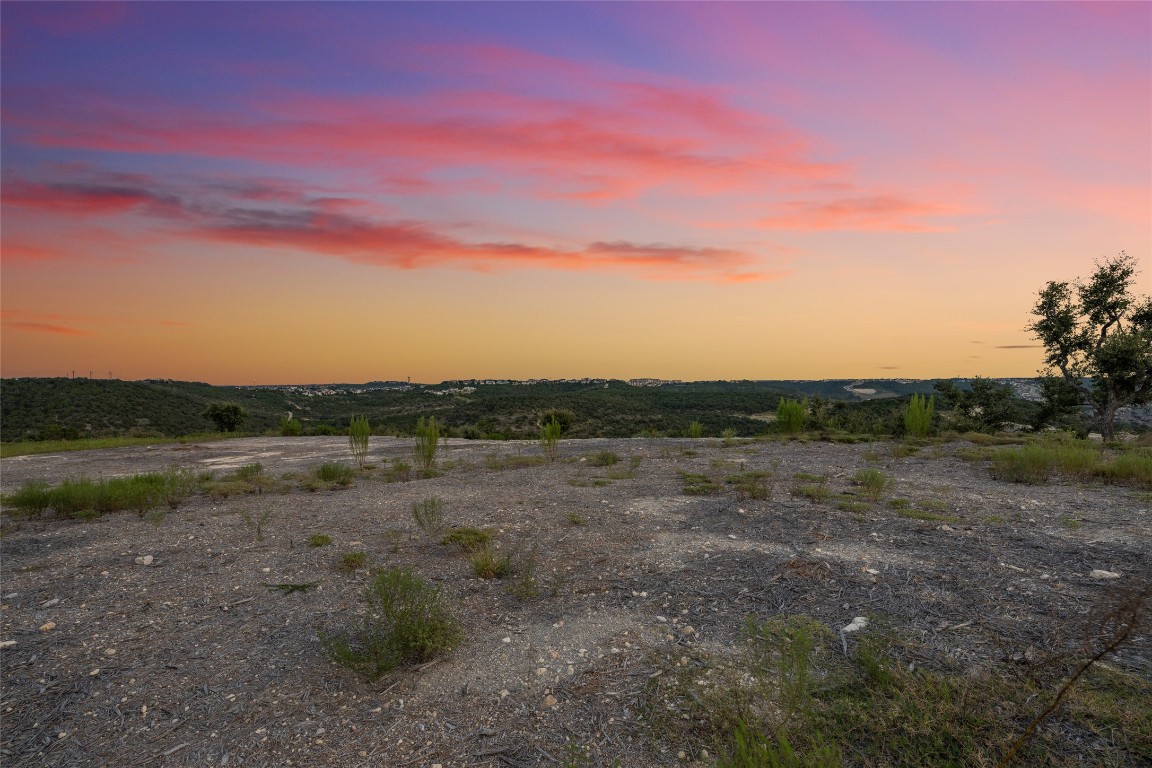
{"left": 1, "top": 375, "right": 1132, "bottom": 444}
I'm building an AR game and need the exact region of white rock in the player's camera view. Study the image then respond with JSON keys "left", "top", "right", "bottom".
{"left": 0, "top": 640, "right": 16, "bottom": 649}
{"left": 134, "top": 555, "right": 154, "bottom": 566}
{"left": 1090, "top": 570, "right": 1121, "bottom": 579}
{"left": 841, "top": 617, "right": 868, "bottom": 633}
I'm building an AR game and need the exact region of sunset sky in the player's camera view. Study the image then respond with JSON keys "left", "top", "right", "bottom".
{"left": 2, "top": 2, "right": 1149, "bottom": 384}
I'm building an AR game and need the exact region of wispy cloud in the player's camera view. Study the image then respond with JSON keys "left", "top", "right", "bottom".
{"left": 3, "top": 320, "right": 91, "bottom": 336}
{"left": 760, "top": 195, "right": 961, "bottom": 232}
{"left": 5, "top": 171, "right": 782, "bottom": 282}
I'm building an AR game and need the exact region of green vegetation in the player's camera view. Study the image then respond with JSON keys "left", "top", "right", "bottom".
{"left": 988, "top": 441, "right": 1151, "bottom": 487}
{"left": 540, "top": 415, "right": 562, "bottom": 461}
{"left": 646, "top": 613, "right": 1151, "bottom": 768}
{"left": 0, "top": 433, "right": 236, "bottom": 458}
{"left": 240, "top": 508, "right": 273, "bottom": 541}
{"left": 4, "top": 469, "right": 196, "bottom": 518}
{"left": 308, "top": 534, "right": 332, "bottom": 547}
{"left": 725, "top": 470, "right": 774, "bottom": 501}
{"left": 566, "top": 512, "right": 587, "bottom": 526}
{"left": 279, "top": 415, "right": 302, "bottom": 436}
{"left": 687, "top": 420, "right": 704, "bottom": 438}
{"left": 1028, "top": 251, "right": 1152, "bottom": 439}
{"left": 348, "top": 415, "right": 370, "bottom": 468}
{"left": 440, "top": 526, "right": 492, "bottom": 551}
{"left": 413, "top": 416, "right": 440, "bottom": 475}
{"left": 469, "top": 544, "right": 511, "bottom": 579}
{"left": 412, "top": 497, "right": 445, "bottom": 535}
{"left": 339, "top": 551, "right": 367, "bottom": 570}
{"left": 321, "top": 567, "right": 461, "bottom": 679}
{"left": 853, "top": 468, "right": 893, "bottom": 501}
{"left": 776, "top": 398, "right": 807, "bottom": 435}
{"left": 678, "top": 471, "right": 721, "bottom": 496}
{"left": 589, "top": 450, "right": 620, "bottom": 467}
{"left": 313, "top": 462, "right": 352, "bottom": 485}
{"left": 904, "top": 394, "right": 935, "bottom": 438}
{"left": 203, "top": 402, "right": 248, "bottom": 432}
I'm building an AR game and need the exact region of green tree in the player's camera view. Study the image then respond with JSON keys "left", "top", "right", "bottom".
{"left": 933, "top": 377, "right": 1019, "bottom": 432}
{"left": 1027, "top": 252, "right": 1152, "bottom": 440}
{"left": 413, "top": 416, "right": 440, "bottom": 476}
{"left": 203, "top": 402, "right": 248, "bottom": 432}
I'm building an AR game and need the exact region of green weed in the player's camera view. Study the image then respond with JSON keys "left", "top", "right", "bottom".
{"left": 321, "top": 567, "right": 461, "bottom": 679}
{"left": 412, "top": 497, "right": 445, "bottom": 535}
{"left": 853, "top": 468, "right": 893, "bottom": 501}
{"left": 441, "top": 526, "right": 492, "bottom": 552}
{"left": 308, "top": 534, "right": 332, "bottom": 547}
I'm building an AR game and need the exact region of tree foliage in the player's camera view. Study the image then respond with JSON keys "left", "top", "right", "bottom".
{"left": 1027, "top": 252, "right": 1152, "bottom": 439}
{"left": 203, "top": 402, "right": 248, "bottom": 432}
{"left": 933, "top": 377, "right": 1020, "bottom": 432}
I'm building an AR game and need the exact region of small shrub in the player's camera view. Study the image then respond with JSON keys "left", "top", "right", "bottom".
{"left": 4, "top": 481, "right": 52, "bottom": 516}
{"left": 853, "top": 468, "right": 893, "bottom": 501}
{"left": 508, "top": 546, "right": 540, "bottom": 600}
{"left": 540, "top": 416, "right": 562, "bottom": 462}
{"left": 280, "top": 416, "right": 302, "bottom": 436}
{"left": 309, "top": 534, "right": 332, "bottom": 547}
{"left": 235, "top": 463, "right": 264, "bottom": 481}
{"left": 314, "top": 462, "right": 355, "bottom": 486}
{"left": 777, "top": 398, "right": 807, "bottom": 435}
{"left": 162, "top": 468, "right": 196, "bottom": 510}
{"left": 470, "top": 544, "right": 511, "bottom": 579}
{"left": 348, "top": 415, "right": 371, "bottom": 468}
{"left": 793, "top": 483, "right": 831, "bottom": 503}
{"left": 687, "top": 420, "right": 704, "bottom": 439}
{"left": 904, "top": 394, "right": 935, "bottom": 438}
{"left": 566, "top": 512, "right": 587, "bottom": 526}
{"left": 726, "top": 471, "right": 774, "bottom": 501}
{"left": 386, "top": 460, "right": 412, "bottom": 483}
{"left": 891, "top": 442, "right": 920, "bottom": 458}
{"left": 679, "top": 471, "right": 721, "bottom": 495}
{"left": 590, "top": 450, "right": 620, "bottom": 467}
{"left": 413, "top": 416, "right": 440, "bottom": 476}
{"left": 441, "top": 526, "right": 492, "bottom": 552}
{"left": 412, "top": 497, "right": 445, "bottom": 535}
{"left": 721, "top": 428, "right": 739, "bottom": 446}
{"left": 339, "top": 551, "right": 367, "bottom": 570}
{"left": 321, "top": 567, "right": 461, "bottom": 679}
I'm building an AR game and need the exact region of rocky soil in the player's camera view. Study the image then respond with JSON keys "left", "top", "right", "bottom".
{"left": 1, "top": 436, "right": 1149, "bottom": 767}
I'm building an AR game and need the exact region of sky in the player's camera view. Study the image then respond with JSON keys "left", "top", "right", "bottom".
{"left": 2, "top": 1, "right": 1149, "bottom": 385}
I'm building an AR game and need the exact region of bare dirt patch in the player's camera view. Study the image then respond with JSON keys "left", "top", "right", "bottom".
{"left": 1, "top": 437, "right": 1149, "bottom": 767}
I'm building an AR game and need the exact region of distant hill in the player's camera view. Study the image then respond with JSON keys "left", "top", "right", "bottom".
{"left": 5, "top": 375, "right": 1144, "bottom": 442}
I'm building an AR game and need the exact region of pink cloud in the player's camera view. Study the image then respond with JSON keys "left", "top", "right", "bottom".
{"left": 3, "top": 321, "right": 91, "bottom": 337}
{"left": 3, "top": 170, "right": 780, "bottom": 282}
{"left": 760, "top": 195, "right": 963, "bottom": 232}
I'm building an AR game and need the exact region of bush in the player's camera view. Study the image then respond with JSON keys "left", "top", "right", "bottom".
{"left": 904, "top": 394, "right": 935, "bottom": 438}
{"left": 413, "top": 416, "right": 440, "bottom": 475}
{"left": 853, "top": 468, "right": 893, "bottom": 501}
{"left": 321, "top": 567, "right": 461, "bottom": 679}
{"left": 308, "top": 534, "right": 332, "bottom": 547}
{"left": 469, "top": 544, "right": 511, "bottom": 579}
{"left": 540, "top": 416, "right": 562, "bottom": 462}
{"left": 203, "top": 402, "right": 248, "bottom": 432}
{"left": 777, "top": 399, "right": 807, "bottom": 435}
{"left": 412, "top": 497, "right": 445, "bottom": 534}
{"left": 990, "top": 445, "right": 1053, "bottom": 484}
{"left": 235, "top": 463, "right": 264, "bottom": 480}
{"left": 688, "top": 420, "right": 704, "bottom": 438}
{"left": 589, "top": 450, "right": 620, "bottom": 467}
{"left": 339, "top": 551, "right": 367, "bottom": 570}
{"left": 279, "top": 416, "right": 302, "bottom": 436}
{"left": 314, "top": 462, "right": 354, "bottom": 486}
{"left": 348, "top": 415, "right": 370, "bottom": 468}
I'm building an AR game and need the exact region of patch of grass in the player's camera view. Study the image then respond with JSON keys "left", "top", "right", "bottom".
{"left": 890, "top": 442, "right": 920, "bottom": 458}
{"left": 565, "top": 512, "right": 587, "bottom": 526}
{"left": 441, "top": 526, "right": 492, "bottom": 552}
{"left": 469, "top": 544, "right": 511, "bottom": 579}
{"left": 507, "top": 546, "right": 540, "bottom": 600}
{"left": 607, "top": 455, "right": 644, "bottom": 480}
{"left": 308, "top": 534, "right": 333, "bottom": 548}
{"left": 726, "top": 470, "right": 774, "bottom": 501}
{"left": 3, "top": 471, "right": 185, "bottom": 518}
{"left": 314, "top": 462, "right": 355, "bottom": 486}
{"left": 853, "top": 468, "right": 893, "bottom": 501}
{"left": 264, "top": 581, "right": 317, "bottom": 594}
{"left": 916, "top": 499, "right": 951, "bottom": 513}
{"left": 896, "top": 507, "right": 959, "bottom": 522}
{"left": 792, "top": 484, "right": 831, "bottom": 503}
{"left": 234, "top": 463, "right": 264, "bottom": 480}
{"left": 679, "top": 471, "right": 721, "bottom": 496}
{"left": 590, "top": 450, "right": 620, "bottom": 467}
{"left": 793, "top": 472, "right": 824, "bottom": 482}
{"left": 1095, "top": 451, "right": 1152, "bottom": 487}
{"left": 384, "top": 459, "right": 412, "bottom": 483}
{"left": 888, "top": 498, "right": 911, "bottom": 510}
{"left": 339, "top": 551, "right": 367, "bottom": 570}
{"left": 412, "top": 497, "right": 445, "bottom": 535}
{"left": 321, "top": 567, "right": 461, "bottom": 679}
{"left": 485, "top": 453, "right": 547, "bottom": 471}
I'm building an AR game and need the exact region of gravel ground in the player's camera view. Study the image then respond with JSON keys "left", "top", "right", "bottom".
{"left": 1, "top": 436, "right": 1149, "bottom": 767}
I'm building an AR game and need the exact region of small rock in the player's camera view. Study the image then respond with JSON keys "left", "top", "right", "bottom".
{"left": 535, "top": 668, "right": 548, "bottom": 676}
{"left": 134, "top": 555, "right": 154, "bottom": 566}
{"left": 89, "top": 668, "right": 100, "bottom": 676}
{"left": 498, "top": 689, "right": 510, "bottom": 699}
{"left": 681, "top": 626, "right": 696, "bottom": 636}
{"left": 939, "top": 525, "right": 955, "bottom": 532}
{"left": 1090, "top": 570, "right": 1121, "bottom": 579}
{"left": 501, "top": 637, "right": 511, "bottom": 644}
{"left": 39, "top": 621, "right": 56, "bottom": 632}
{"left": 841, "top": 617, "right": 868, "bottom": 633}
{"left": 0, "top": 640, "right": 16, "bottom": 649}
{"left": 678, "top": 751, "right": 687, "bottom": 760}
{"left": 655, "top": 615, "right": 668, "bottom": 623}
{"left": 542, "top": 694, "right": 558, "bottom": 708}
{"left": 701, "top": 749, "right": 710, "bottom": 759}
{"left": 104, "top": 648, "right": 117, "bottom": 655}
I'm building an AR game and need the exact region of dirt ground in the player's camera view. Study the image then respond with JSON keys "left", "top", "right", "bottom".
{"left": 1, "top": 436, "right": 1149, "bottom": 767}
